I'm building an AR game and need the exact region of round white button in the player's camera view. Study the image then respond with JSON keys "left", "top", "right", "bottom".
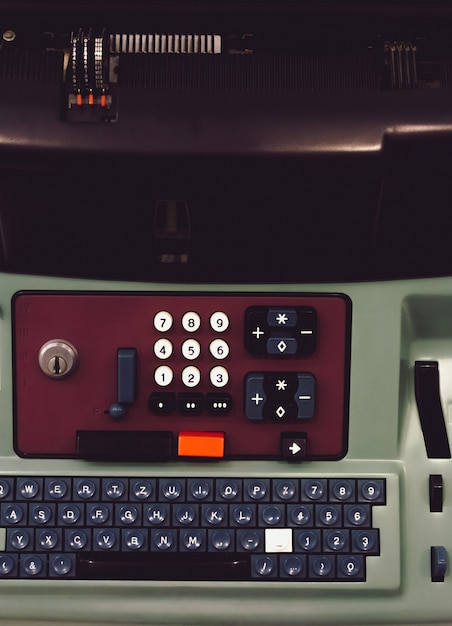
{"left": 181, "top": 339, "right": 201, "bottom": 361}
{"left": 210, "top": 311, "right": 229, "bottom": 333}
{"left": 154, "top": 311, "right": 173, "bottom": 333}
{"left": 210, "top": 366, "right": 229, "bottom": 388}
{"left": 154, "top": 365, "right": 173, "bottom": 387}
{"left": 181, "top": 312, "right": 201, "bottom": 333}
{"left": 209, "top": 339, "right": 229, "bottom": 360}
{"left": 154, "top": 338, "right": 173, "bottom": 360}
{"left": 182, "top": 366, "right": 201, "bottom": 388}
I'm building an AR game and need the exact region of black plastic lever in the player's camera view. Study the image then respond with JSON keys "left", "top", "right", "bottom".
{"left": 414, "top": 361, "right": 451, "bottom": 459}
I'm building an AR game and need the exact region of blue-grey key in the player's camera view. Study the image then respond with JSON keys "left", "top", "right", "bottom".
{"left": 288, "top": 505, "right": 313, "bottom": 527}
{"left": 309, "top": 555, "right": 335, "bottom": 579}
{"left": 209, "top": 530, "right": 233, "bottom": 552}
{"left": 0, "top": 554, "right": 17, "bottom": 576}
{"left": 344, "top": 505, "right": 370, "bottom": 527}
{"left": 130, "top": 479, "right": 154, "bottom": 501}
{"left": 65, "top": 529, "right": 90, "bottom": 551}
{"left": 330, "top": 479, "right": 355, "bottom": 502}
{"left": 151, "top": 530, "right": 175, "bottom": 551}
{"left": 237, "top": 530, "right": 263, "bottom": 552}
{"left": 45, "top": 479, "right": 70, "bottom": 501}
{"left": 1, "top": 503, "right": 25, "bottom": 525}
{"left": 217, "top": 479, "right": 241, "bottom": 501}
{"left": 231, "top": 505, "right": 254, "bottom": 526}
{"left": 266, "top": 337, "right": 297, "bottom": 356}
{"left": 259, "top": 505, "right": 284, "bottom": 526}
{"left": 17, "top": 478, "right": 42, "bottom": 500}
{"left": 280, "top": 555, "right": 306, "bottom": 578}
{"left": 30, "top": 503, "right": 55, "bottom": 525}
{"left": 58, "top": 503, "right": 83, "bottom": 526}
{"left": 122, "top": 529, "right": 147, "bottom": 551}
{"left": 251, "top": 555, "right": 277, "bottom": 578}
{"left": 144, "top": 504, "right": 169, "bottom": 525}
{"left": 202, "top": 504, "right": 226, "bottom": 526}
{"left": 87, "top": 503, "right": 112, "bottom": 525}
{"left": 93, "top": 528, "right": 119, "bottom": 550}
{"left": 294, "top": 374, "right": 315, "bottom": 419}
{"left": 337, "top": 555, "right": 364, "bottom": 579}
{"left": 188, "top": 479, "right": 212, "bottom": 501}
{"left": 0, "top": 479, "right": 13, "bottom": 500}
{"left": 180, "top": 529, "right": 206, "bottom": 551}
{"left": 244, "top": 479, "right": 269, "bottom": 501}
{"left": 324, "top": 530, "right": 349, "bottom": 552}
{"left": 302, "top": 479, "right": 327, "bottom": 501}
{"left": 37, "top": 528, "right": 62, "bottom": 550}
{"left": 21, "top": 554, "right": 45, "bottom": 577}
{"left": 7, "top": 528, "right": 32, "bottom": 551}
{"left": 74, "top": 479, "right": 98, "bottom": 500}
{"left": 274, "top": 480, "right": 298, "bottom": 501}
{"left": 245, "top": 374, "right": 266, "bottom": 420}
{"left": 174, "top": 505, "right": 197, "bottom": 526}
{"left": 295, "top": 529, "right": 320, "bottom": 552}
{"left": 103, "top": 479, "right": 126, "bottom": 501}
{"left": 116, "top": 504, "right": 140, "bottom": 526}
{"left": 49, "top": 554, "right": 75, "bottom": 578}
{"left": 267, "top": 309, "right": 297, "bottom": 328}
{"left": 160, "top": 479, "right": 183, "bottom": 501}
{"left": 358, "top": 479, "right": 385, "bottom": 504}
{"left": 352, "top": 529, "right": 379, "bottom": 554}
{"left": 316, "top": 504, "right": 341, "bottom": 527}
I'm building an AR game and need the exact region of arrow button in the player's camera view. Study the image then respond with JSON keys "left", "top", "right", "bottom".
{"left": 281, "top": 433, "right": 307, "bottom": 462}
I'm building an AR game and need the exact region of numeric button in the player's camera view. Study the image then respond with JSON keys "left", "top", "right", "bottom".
{"left": 154, "top": 338, "right": 173, "bottom": 360}
{"left": 181, "top": 339, "right": 201, "bottom": 361}
{"left": 210, "top": 312, "right": 229, "bottom": 333}
{"left": 182, "top": 312, "right": 201, "bottom": 332}
{"left": 154, "top": 365, "right": 173, "bottom": 387}
{"left": 209, "top": 339, "right": 229, "bottom": 360}
{"left": 210, "top": 366, "right": 229, "bottom": 388}
{"left": 182, "top": 366, "right": 201, "bottom": 388}
{"left": 154, "top": 311, "right": 173, "bottom": 332}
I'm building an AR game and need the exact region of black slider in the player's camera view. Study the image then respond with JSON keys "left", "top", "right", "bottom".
{"left": 429, "top": 474, "right": 444, "bottom": 512}
{"left": 108, "top": 348, "right": 137, "bottom": 419}
{"left": 414, "top": 361, "right": 451, "bottom": 459}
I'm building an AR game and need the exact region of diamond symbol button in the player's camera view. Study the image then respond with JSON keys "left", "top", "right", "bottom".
{"left": 267, "top": 337, "right": 297, "bottom": 356}
{"left": 276, "top": 406, "right": 286, "bottom": 419}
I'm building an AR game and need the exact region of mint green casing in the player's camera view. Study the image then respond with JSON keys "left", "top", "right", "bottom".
{"left": 0, "top": 271, "right": 450, "bottom": 626}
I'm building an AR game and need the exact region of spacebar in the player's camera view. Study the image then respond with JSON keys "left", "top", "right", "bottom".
{"left": 77, "top": 553, "right": 251, "bottom": 580}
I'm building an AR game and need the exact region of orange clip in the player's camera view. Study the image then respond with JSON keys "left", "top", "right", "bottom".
{"left": 178, "top": 431, "right": 225, "bottom": 458}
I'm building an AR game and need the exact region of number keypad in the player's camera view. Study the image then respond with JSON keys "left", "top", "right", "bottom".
{"left": 150, "top": 310, "right": 231, "bottom": 411}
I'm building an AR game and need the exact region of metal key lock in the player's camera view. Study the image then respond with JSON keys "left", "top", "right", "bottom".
{"left": 38, "top": 339, "right": 79, "bottom": 379}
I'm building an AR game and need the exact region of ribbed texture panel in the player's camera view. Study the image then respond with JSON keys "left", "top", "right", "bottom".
{"left": 0, "top": 49, "right": 63, "bottom": 82}
{"left": 119, "top": 54, "right": 377, "bottom": 92}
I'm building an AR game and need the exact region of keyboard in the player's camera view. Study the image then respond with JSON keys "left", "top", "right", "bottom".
{"left": 0, "top": 475, "right": 385, "bottom": 580}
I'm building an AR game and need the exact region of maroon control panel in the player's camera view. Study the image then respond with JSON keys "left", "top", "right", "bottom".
{"left": 13, "top": 292, "right": 350, "bottom": 461}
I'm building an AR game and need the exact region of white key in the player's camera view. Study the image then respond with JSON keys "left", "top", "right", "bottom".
{"left": 154, "top": 365, "right": 173, "bottom": 387}
{"left": 181, "top": 339, "right": 201, "bottom": 360}
{"left": 210, "top": 311, "right": 229, "bottom": 332}
{"left": 209, "top": 339, "right": 229, "bottom": 360}
{"left": 265, "top": 528, "right": 293, "bottom": 553}
{"left": 182, "top": 312, "right": 201, "bottom": 333}
{"left": 154, "top": 311, "right": 173, "bottom": 332}
{"left": 210, "top": 366, "right": 229, "bottom": 388}
{"left": 182, "top": 366, "right": 201, "bottom": 388}
{"left": 154, "top": 338, "right": 173, "bottom": 360}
